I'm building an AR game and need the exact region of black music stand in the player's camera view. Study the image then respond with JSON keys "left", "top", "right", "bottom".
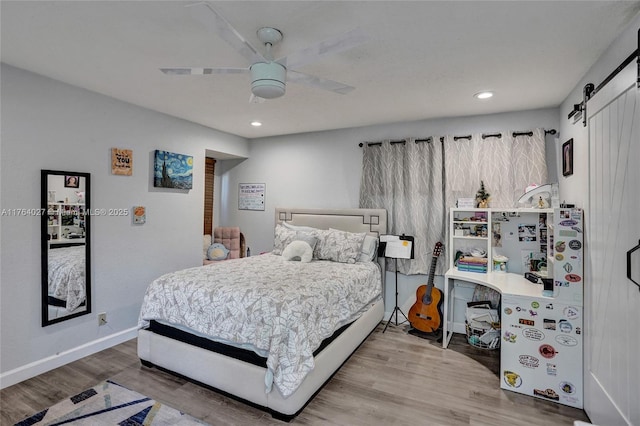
{"left": 382, "top": 235, "right": 414, "bottom": 333}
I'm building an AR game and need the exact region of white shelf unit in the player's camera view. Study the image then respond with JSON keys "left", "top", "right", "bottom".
{"left": 47, "top": 202, "right": 85, "bottom": 244}
{"left": 450, "top": 208, "right": 554, "bottom": 275}
{"left": 450, "top": 208, "right": 491, "bottom": 273}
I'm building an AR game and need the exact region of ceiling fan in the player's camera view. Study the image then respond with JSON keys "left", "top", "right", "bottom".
{"left": 160, "top": 2, "right": 369, "bottom": 101}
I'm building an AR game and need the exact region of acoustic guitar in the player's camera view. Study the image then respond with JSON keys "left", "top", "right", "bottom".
{"left": 408, "top": 242, "right": 444, "bottom": 333}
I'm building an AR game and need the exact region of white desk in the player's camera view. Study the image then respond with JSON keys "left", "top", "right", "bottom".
{"left": 442, "top": 268, "right": 551, "bottom": 348}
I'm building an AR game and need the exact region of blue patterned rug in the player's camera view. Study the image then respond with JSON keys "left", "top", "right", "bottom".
{"left": 15, "top": 380, "right": 210, "bottom": 425}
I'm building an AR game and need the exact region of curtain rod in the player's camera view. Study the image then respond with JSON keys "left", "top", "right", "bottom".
{"left": 358, "top": 137, "right": 432, "bottom": 147}
{"left": 482, "top": 133, "right": 502, "bottom": 139}
{"left": 359, "top": 129, "right": 556, "bottom": 147}
{"left": 449, "top": 128, "right": 557, "bottom": 141}
{"left": 512, "top": 129, "right": 557, "bottom": 137}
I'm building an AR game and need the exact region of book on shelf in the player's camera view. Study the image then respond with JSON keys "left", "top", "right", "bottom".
{"left": 457, "top": 255, "right": 488, "bottom": 273}
{"left": 459, "top": 256, "right": 488, "bottom": 265}
{"left": 458, "top": 265, "right": 488, "bottom": 273}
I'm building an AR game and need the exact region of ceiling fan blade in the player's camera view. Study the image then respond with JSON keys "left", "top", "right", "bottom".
{"left": 287, "top": 70, "right": 355, "bottom": 95}
{"left": 278, "top": 27, "right": 369, "bottom": 70}
{"left": 189, "top": 2, "right": 265, "bottom": 64}
{"left": 160, "top": 67, "right": 248, "bottom": 75}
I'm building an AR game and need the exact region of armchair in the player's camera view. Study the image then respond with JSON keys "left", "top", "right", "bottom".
{"left": 203, "top": 227, "right": 245, "bottom": 265}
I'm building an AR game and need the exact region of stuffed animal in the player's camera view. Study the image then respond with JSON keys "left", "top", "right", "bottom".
{"left": 282, "top": 240, "right": 313, "bottom": 263}
{"left": 207, "top": 243, "right": 230, "bottom": 261}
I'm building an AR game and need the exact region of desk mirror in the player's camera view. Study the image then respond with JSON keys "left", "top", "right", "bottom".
{"left": 41, "top": 170, "right": 91, "bottom": 326}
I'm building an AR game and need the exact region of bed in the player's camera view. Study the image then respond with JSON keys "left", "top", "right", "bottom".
{"left": 137, "top": 207, "right": 386, "bottom": 419}
{"left": 48, "top": 245, "right": 86, "bottom": 314}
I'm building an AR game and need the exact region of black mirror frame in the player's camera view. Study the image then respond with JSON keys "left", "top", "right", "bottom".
{"left": 41, "top": 170, "right": 91, "bottom": 326}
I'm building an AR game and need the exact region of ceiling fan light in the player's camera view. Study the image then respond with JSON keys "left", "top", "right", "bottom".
{"left": 251, "top": 62, "right": 286, "bottom": 99}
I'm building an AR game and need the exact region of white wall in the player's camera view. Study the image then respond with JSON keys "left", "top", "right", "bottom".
{"left": 0, "top": 64, "right": 249, "bottom": 385}
{"left": 559, "top": 15, "right": 640, "bottom": 207}
{"left": 219, "top": 108, "right": 560, "bottom": 317}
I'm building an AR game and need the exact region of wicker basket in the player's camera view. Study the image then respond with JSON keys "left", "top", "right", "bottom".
{"left": 465, "top": 322, "right": 500, "bottom": 350}
{"left": 465, "top": 304, "right": 500, "bottom": 350}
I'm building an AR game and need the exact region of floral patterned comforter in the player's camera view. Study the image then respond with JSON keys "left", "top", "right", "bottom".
{"left": 138, "top": 253, "right": 382, "bottom": 397}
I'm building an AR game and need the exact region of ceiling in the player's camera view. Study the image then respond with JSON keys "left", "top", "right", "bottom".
{"left": 2, "top": 1, "right": 639, "bottom": 139}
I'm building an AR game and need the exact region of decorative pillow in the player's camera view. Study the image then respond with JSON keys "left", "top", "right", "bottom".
{"left": 358, "top": 234, "right": 379, "bottom": 262}
{"left": 308, "top": 228, "right": 331, "bottom": 259}
{"left": 207, "top": 243, "right": 230, "bottom": 261}
{"left": 312, "top": 229, "right": 366, "bottom": 264}
{"left": 295, "top": 231, "right": 319, "bottom": 251}
{"left": 273, "top": 224, "right": 297, "bottom": 255}
{"left": 282, "top": 240, "right": 313, "bottom": 263}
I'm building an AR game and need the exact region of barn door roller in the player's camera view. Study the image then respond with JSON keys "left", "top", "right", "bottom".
{"left": 628, "top": 239, "right": 640, "bottom": 292}
{"left": 571, "top": 28, "right": 640, "bottom": 125}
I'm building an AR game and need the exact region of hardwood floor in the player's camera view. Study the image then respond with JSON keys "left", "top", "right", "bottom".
{"left": 1, "top": 324, "right": 590, "bottom": 425}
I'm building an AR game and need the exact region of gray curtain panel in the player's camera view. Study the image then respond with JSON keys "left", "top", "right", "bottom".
{"left": 359, "top": 138, "right": 446, "bottom": 275}
{"left": 359, "top": 128, "right": 547, "bottom": 276}
{"left": 444, "top": 128, "right": 548, "bottom": 209}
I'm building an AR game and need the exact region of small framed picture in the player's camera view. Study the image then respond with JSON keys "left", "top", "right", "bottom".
{"left": 111, "top": 148, "right": 133, "bottom": 176}
{"left": 64, "top": 175, "right": 80, "bottom": 188}
{"left": 562, "top": 139, "right": 574, "bottom": 177}
{"left": 133, "top": 206, "right": 146, "bottom": 225}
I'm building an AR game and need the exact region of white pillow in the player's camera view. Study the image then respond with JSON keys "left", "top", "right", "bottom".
{"left": 295, "top": 232, "right": 319, "bottom": 251}
{"left": 358, "top": 234, "right": 379, "bottom": 262}
{"left": 282, "top": 240, "right": 313, "bottom": 263}
{"left": 281, "top": 221, "right": 318, "bottom": 232}
{"left": 203, "top": 234, "right": 212, "bottom": 259}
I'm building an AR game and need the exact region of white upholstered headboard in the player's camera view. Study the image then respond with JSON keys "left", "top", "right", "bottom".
{"left": 275, "top": 207, "right": 388, "bottom": 294}
{"left": 275, "top": 207, "right": 387, "bottom": 236}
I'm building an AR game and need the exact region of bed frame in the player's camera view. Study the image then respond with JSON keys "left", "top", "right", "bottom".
{"left": 138, "top": 207, "right": 387, "bottom": 419}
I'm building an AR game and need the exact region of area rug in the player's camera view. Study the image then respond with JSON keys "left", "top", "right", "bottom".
{"left": 14, "top": 380, "right": 210, "bottom": 425}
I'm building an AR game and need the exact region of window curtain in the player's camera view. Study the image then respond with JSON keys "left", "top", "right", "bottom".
{"left": 359, "top": 128, "right": 547, "bottom": 276}
{"left": 359, "top": 138, "right": 446, "bottom": 275}
{"left": 444, "top": 128, "right": 548, "bottom": 208}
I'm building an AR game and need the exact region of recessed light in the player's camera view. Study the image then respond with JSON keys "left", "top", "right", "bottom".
{"left": 474, "top": 91, "right": 494, "bottom": 100}
{"left": 250, "top": 121, "right": 262, "bottom": 127}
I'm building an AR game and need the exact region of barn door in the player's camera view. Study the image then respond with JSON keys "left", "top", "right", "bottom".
{"left": 586, "top": 61, "right": 640, "bottom": 425}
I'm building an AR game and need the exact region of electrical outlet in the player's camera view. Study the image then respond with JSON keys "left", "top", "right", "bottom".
{"left": 97, "top": 312, "right": 107, "bottom": 326}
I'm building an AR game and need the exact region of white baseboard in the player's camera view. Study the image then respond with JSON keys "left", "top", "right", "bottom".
{"left": 0, "top": 327, "right": 138, "bottom": 389}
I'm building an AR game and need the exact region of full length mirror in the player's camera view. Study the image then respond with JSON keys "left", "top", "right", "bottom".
{"left": 41, "top": 170, "right": 91, "bottom": 326}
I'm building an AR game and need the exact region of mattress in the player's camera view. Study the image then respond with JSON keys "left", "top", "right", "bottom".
{"left": 146, "top": 318, "right": 352, "bottom": 368}
{"left": 138, "top": 254, "right": 382, "bottom": 397}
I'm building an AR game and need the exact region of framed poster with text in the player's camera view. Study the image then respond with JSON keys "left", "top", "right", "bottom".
{"left": 238, "top": 183, "right": 265, "bottom": 211}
